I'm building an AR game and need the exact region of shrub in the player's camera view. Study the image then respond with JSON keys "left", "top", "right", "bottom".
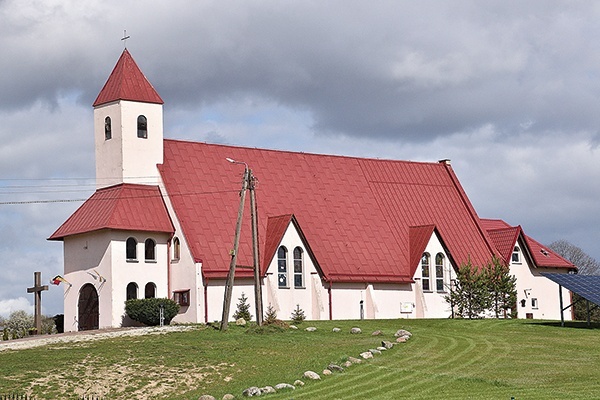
{"left": 264, "top": 303, "right": 278, "bottom": 324}
{"left": 290, "top": 304, "right": 306, "bottom": 325}
{"left": 232, "top": 292, "right": 252, "bottom": 322}
{"left": 6, "top": 310, "right": 34, "bottom": 339}
{"left": 125, "top": 298, "right": 179, "bottom": 326}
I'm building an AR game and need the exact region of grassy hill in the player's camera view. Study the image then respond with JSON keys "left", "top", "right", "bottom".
{"left": 0, "top": 319, "right": 598, "bottom": 399}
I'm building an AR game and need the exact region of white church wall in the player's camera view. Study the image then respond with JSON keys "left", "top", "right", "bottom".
{"left": 412, "top": 232, "right": 456, "bottom": 319}
{"left": 94, "top": 100, "right": 163, "bottom": 189}
{"left": 109, "top": 230, "right": 170, "bottom": 327}
{"left": 62, "top": 231, "right": 113, "bottom": 332}
{"left": 264, "top": 221, "right": 328, "bottom": 321}
{"left": 510, "top": 244, "right": 572, "bottom": 320}
{"left": 205, "top": 278, "right": 256, "bottom": 323}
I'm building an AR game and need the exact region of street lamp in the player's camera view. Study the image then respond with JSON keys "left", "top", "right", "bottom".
{"left": 220, "top": 158, "right": 263, "bottom": 330}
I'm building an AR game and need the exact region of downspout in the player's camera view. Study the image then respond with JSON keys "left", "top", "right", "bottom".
{"left": 328, "top": 281, "right": 333, "bottom": 320}
{"left": 167, "top": 239, "right": 171, "bottom": 299}
{"left": 204, "top": 280, "right": 209, "bottom": 324}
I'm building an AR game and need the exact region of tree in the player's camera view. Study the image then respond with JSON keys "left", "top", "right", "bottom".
{"left": 232, "top": 292, "right": 252, "bottom": 322}
{"left": 548, "top": 240, "right": 600, "bottom": 275}
{"left": 264, "top": 304, "right": 278, "bottom": 325}
{"left": 290, "top": 304, "right": 306, "bottom": 325}
{"left": 446, "top": 260, "right": 489, "bottom": 319}
{"left": 484, "top": 257, "right": 517, "bottom": 318}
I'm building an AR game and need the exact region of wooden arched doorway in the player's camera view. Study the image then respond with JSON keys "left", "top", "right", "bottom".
{"left": 78, "top": 283, "right": 99, "bottom": 331}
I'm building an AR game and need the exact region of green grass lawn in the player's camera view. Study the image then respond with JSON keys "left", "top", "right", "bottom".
{"left": 0, "top": 319, "right": 598, "bottom": 399}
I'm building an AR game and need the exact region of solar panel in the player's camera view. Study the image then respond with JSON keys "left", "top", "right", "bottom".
{"left": 542, "top": 273, "right": 600, "bottom": 306}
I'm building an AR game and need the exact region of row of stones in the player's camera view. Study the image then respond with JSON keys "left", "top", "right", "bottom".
{"left": 198, "top": 328, "right": 412, "bottom": 399}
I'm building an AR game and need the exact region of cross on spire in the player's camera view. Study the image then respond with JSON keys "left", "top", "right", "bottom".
{"left": 27, "top": 271, "right": 48, "bottom": 335}
{"left": 121, "top": 30, "right": 130, "bottom": 48}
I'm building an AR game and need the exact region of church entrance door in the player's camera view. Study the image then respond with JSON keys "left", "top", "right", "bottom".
{"left": 78, "top": 283, "right": 99, "bottom": 331}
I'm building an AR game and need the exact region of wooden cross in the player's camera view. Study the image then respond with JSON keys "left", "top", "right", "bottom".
{"left": 27, "top": 272, "right": 48, "bottom": 335}
{"left": 121, "top": 30, "right": 131, "bottom": 48}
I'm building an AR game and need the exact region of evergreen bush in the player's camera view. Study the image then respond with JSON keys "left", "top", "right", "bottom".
{"left": 232, "top": 292, "right": 252, "bottom": 321}
{"left": 125, "top": 298, "right": 179, "bottom": 326}
{"left": 264, "top": 303, "right": 278, "bottom": 324}
{"left": 290, "top": 304, "right": 306, "bottom": 325}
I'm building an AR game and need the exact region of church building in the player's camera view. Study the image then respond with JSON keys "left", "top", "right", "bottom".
{"left": 49, "top": 49, "right": 575, "bottom": 331}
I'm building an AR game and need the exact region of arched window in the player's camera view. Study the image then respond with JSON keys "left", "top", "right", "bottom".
{"left": 137, "top": 115, "right": 147, "bottom": 138}
{"left": 145, "top": 282, "right": 156, "bottom": 299}
{"left": 435, "top": 253, "right": 445, "bottom": 291}
{"left": 293, "top": 247, "right": 304, "bottom": 288}
{"left": 421, "top": 253, "right": 431, "bottom": 291}
{"left": 277, "top": 246, "right": 288, "bottom": 288}
{"left": 145, "top": 238, "right": 156, "bottom": 261}
{"left": 104, "top": 116, "right": 112, "bottom": 140}
{"left": 512, "top": 246, "right": 521, "bottom": 263}
{"left": 126, "top": 282, "right": 138, "bottom": 300}
{"left": 126, "top": 237, "right": 137, "bottom": 261}
{"left": 172, "top": 237, "right": 180, "bottom": 261}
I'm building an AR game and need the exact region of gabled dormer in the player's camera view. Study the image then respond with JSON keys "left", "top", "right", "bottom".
{"left": 93, "top": 49, "right": 164, "bottom": 189}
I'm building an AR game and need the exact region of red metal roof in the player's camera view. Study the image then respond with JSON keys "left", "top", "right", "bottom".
{"left": 49, "top": 184, "right": 174, "bottom": 240}
{"left": 92, "top": 49, "right": 164, "bottom": 107}
{"left": 480, "top": 219, "right": 574, "bottom": 269}
{"left": 158, "top": 140, "right": 500, "bottom": 282}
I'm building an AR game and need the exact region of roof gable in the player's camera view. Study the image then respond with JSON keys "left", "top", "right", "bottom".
{"left": 409, "top": 225, "right": 435, "bottom": 276}
{"left": 93, "top": 49, "right": 164, "bottom": 107}
{"left": 159, "top": 140, "right": 499, "bottom": 282}
{"left": 49, "top": 184, "right": 174, "bottom": 240}
{"left": 480, "top": 218, "right": 574, "bottom": 269}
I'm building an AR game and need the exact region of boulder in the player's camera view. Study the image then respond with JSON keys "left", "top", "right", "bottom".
{"left": 261, "top": 386, "right": 276, "bottom": 395}
{"left": 236, "top": 318, "right": 247, "bottom": 326}
{"left": 382, "top": 340, "right": 394, "bottom": 349}
{"left": 293, "top": 379, "right": 305, "bottom": 387}
{"left": 275, "top": 383, "right": 295, "bottom": 391}
{"left": 289, "top": 325, "right": 298, "bottom": 330}
{"left": 303, "top": 370, "right": 321, "bottom": 380}
{"left": 305, "top": 326, "right": 317, "bottom": 332}
{"left": 323, "top": 369, "right": 332, "bottom": 376}
{"left": 347, "top": 356, "right": 362, "bottom": 364}
{"left": 371, "top": 330, "right": 383, "bottom": 336}
{"left": 394, "top": 329, "right": 412, "bottom": 338}
{"left": 328, "top": 363, "right": 344, "bottom": 372}
{"left": 198, "top": 396, "right": 215, "bottom": 400}
{"left": 343, "top": 360, "right": 353, "bottom": 368}
{"left": 332, "top": 327, "right": 341, "bottom": 333}
{"left": 242, "top": 386, "right": 261, "bottom": 397}
{"left": 377, "top": 346, "right": 387, "bottom": 352}
{"left": 396, "top": 337, "right": 407, "bottom": 343}
{"left": 360, "top": 351, "right": 373, "bottom": 359}
{"left": 369, "top": 348, "right": 381, "bottom": 355}
{"left": 350, "top": 327, "right": 362, "bottom": 334}
{"left": 222, "top": 395, "right": 235, "bottom": 400}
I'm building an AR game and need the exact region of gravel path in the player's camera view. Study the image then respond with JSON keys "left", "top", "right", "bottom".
{"left": 0, "top": 325, "right": 196, "bottom": 352}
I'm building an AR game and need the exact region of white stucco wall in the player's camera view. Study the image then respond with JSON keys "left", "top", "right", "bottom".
{"left": 94, "top": 100, "right": 163, "bottom": 189}
{"left": 62, "top": 230, "right": 170, "bottom": 332}
{"left": 510, "top": 243, "right": 572, "bottom": 321}
{"left": 411, "top": 232, "right": 456, "bottom": 319}
{"left": 264, "top": 222, "right": 328, "bottom": 321}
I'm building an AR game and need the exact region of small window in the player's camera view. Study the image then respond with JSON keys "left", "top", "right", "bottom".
{"left": 278, "top": 246, "right": 288, "bottom": 288}
{"left": 126, "top": 282, "right": 138, "bottom": 300}
{"left": 172, "top": 237, "right": 180, "bottom": 261}
{"left": 293, "top": 247, "right": 304, "bottom": 288}
{"left": 104, "top": 116, "right": 112, "bottom": 140}
{"left": 174, "top": 290, "right": 190, "bottom": 307}
{"left": 531, "top": 298, "right": 538, "bottom": 309}
{"left": 145, "top": 238, "right": 156, "bottom": 261}
{"left": 435, "top": 253, "right": 445, "bottom": 291}
{"left": 126, "top": 237, "right": 138, "bottom": 261}
{"left": 512, "top": 246, "right": 520, "bottom": 263}
{"left": 145, "top": 282, "right": 156, "bottom": 299}
{"left": 137, "top": 115, "right": 147, "bottom": 138}
{"left": 421, "top": 253, "right": 431, "bottom": 291}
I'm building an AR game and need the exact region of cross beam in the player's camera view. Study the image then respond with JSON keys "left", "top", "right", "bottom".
{"left": 27, "top": 271, "right": 48, "bottom": 334}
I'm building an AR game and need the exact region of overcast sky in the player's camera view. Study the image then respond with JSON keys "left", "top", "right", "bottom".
{"left": 1, "top": 0, "right": 599, "bottom": 318}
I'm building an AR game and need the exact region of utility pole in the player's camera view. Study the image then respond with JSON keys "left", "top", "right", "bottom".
{"left": 249, "top": 169, "right": 263, "bottom": 326}
{"left": 220, "top": 165, "right": 250, "bottom": 331}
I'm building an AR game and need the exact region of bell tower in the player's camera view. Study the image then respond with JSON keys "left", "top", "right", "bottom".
{"left": 92, "top": 49, "right": 164, "bottom": 189}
